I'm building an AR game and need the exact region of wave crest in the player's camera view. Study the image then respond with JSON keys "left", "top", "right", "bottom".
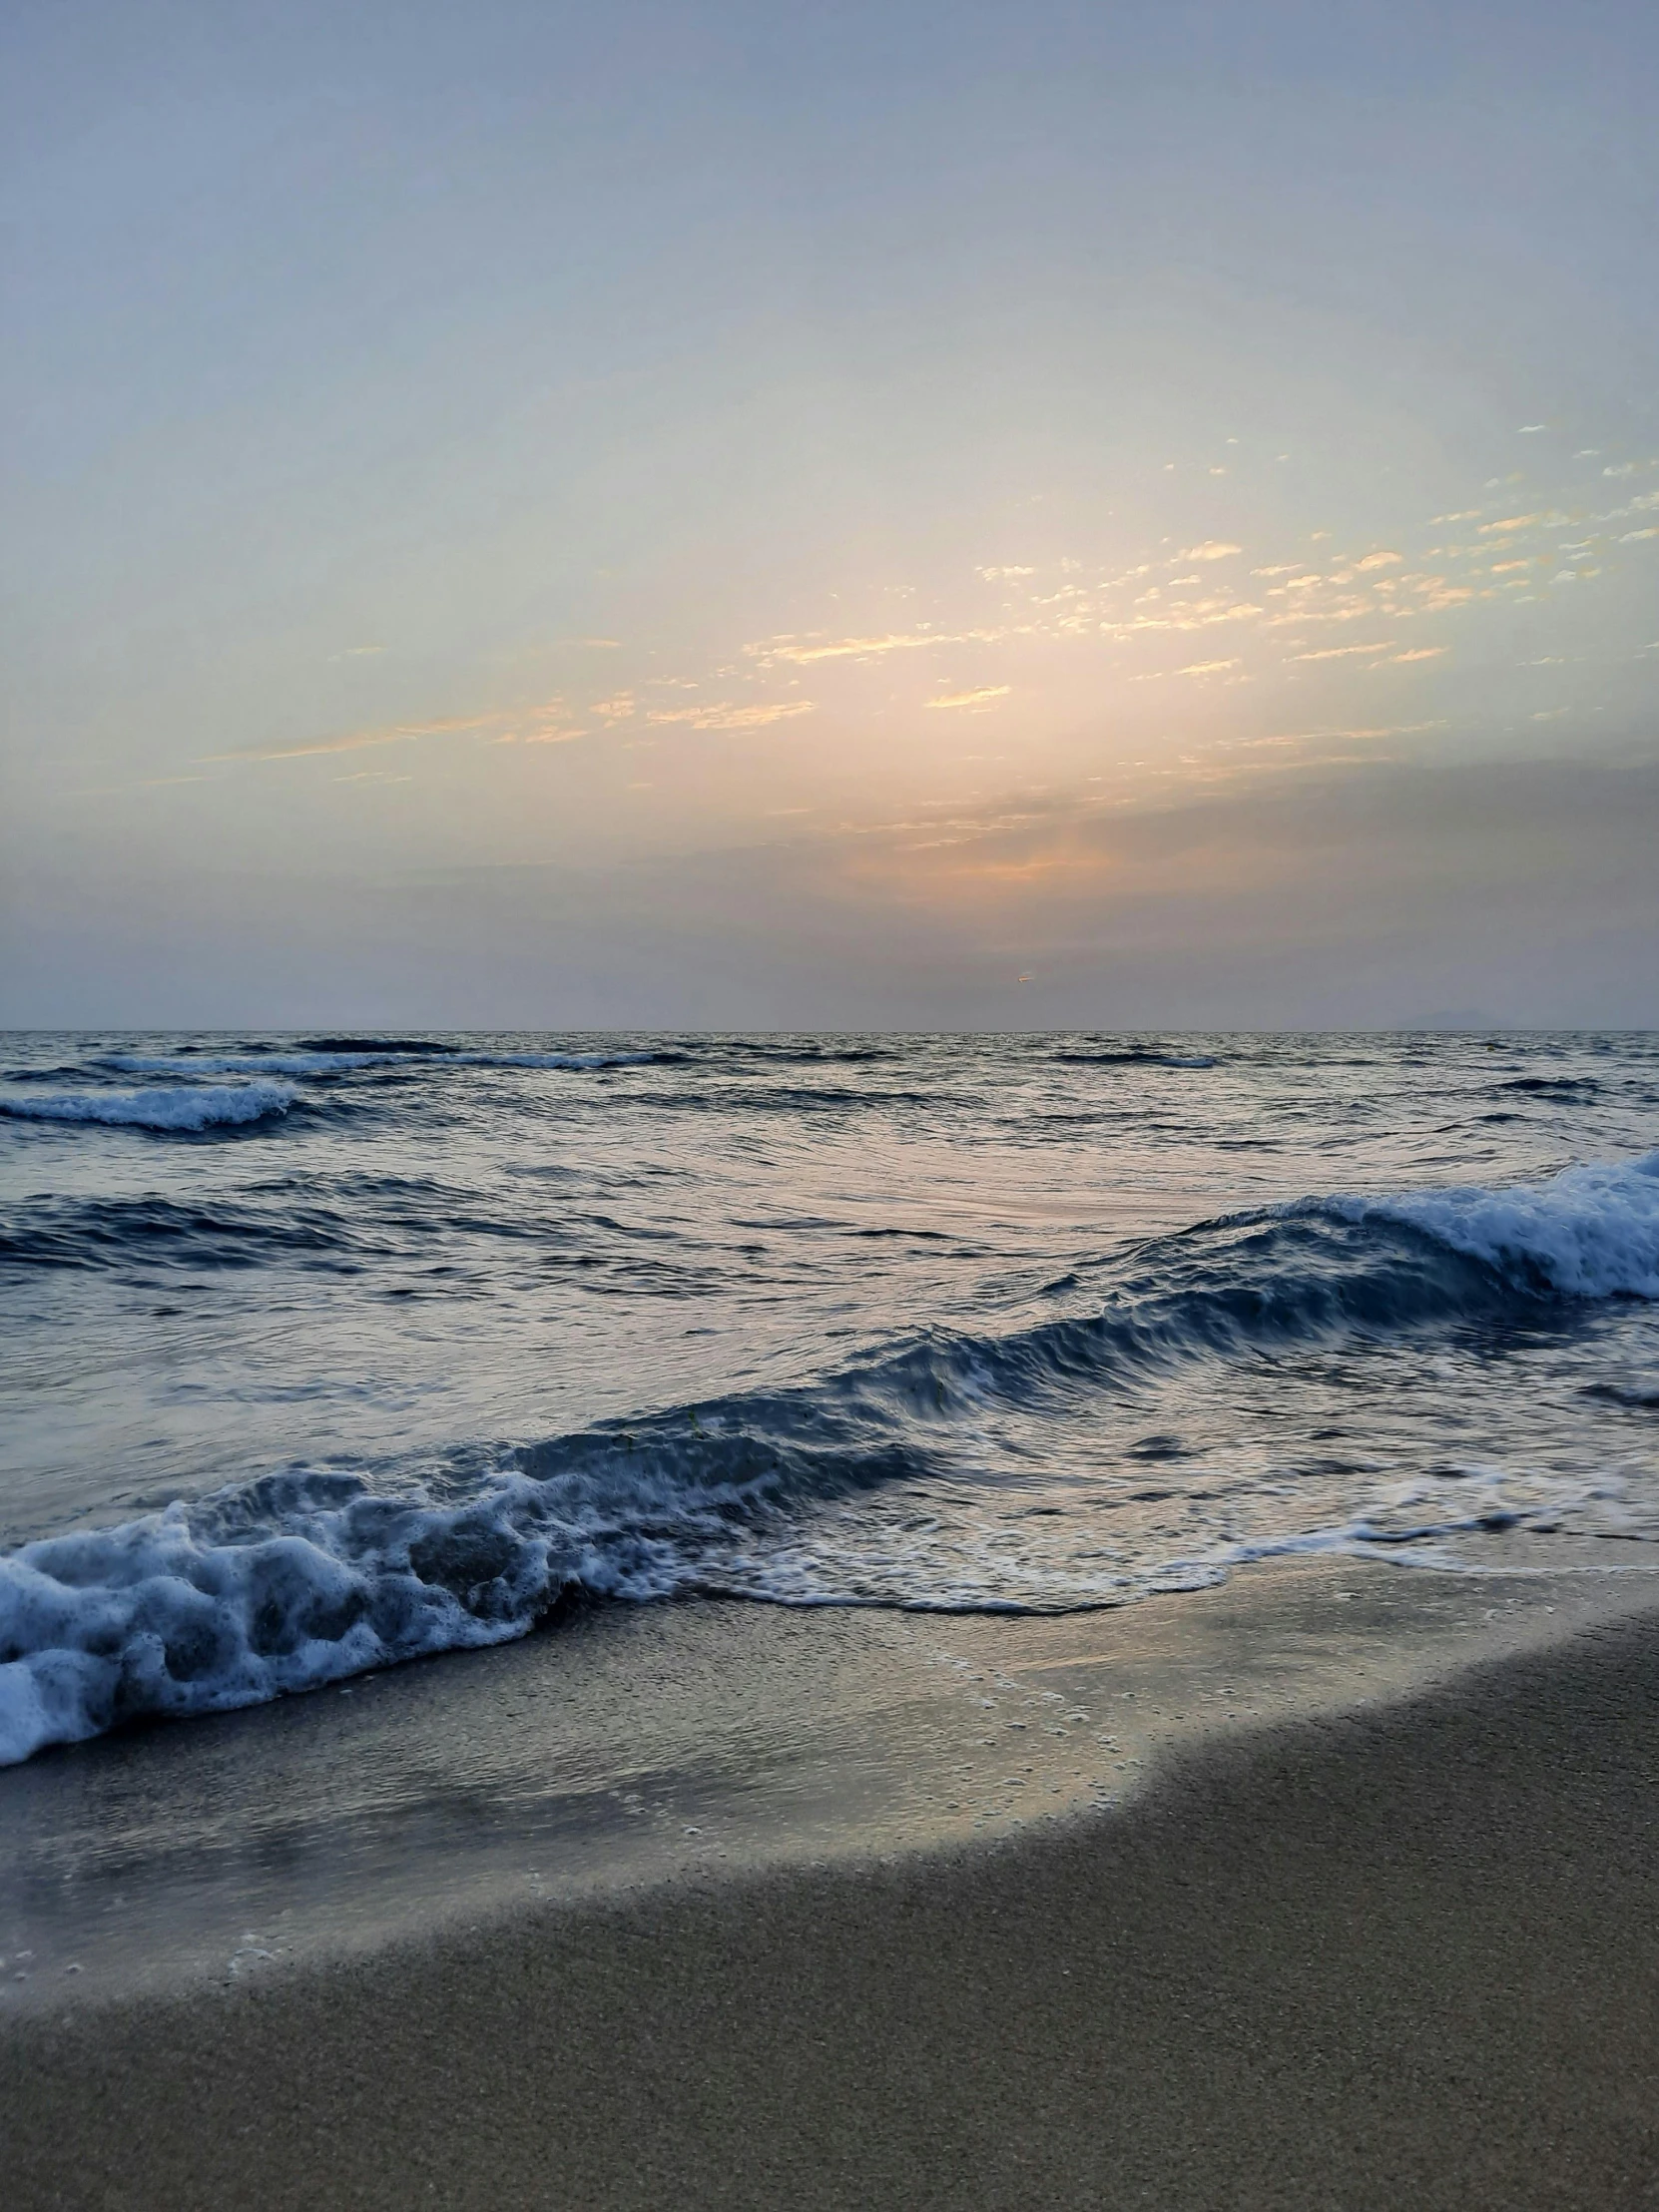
{"left": 0, "top": 1083, "right": 297, "bottom": 1132}
{"left": 1323, "top": 1149, "right": 1659, "bottom": 1300}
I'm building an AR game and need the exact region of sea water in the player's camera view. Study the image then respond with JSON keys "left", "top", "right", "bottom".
{"left": 1, "top": 1030, "right": 1655, "bottom": 1767}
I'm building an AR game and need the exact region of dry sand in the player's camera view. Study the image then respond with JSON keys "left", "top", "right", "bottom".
{"left": 5, "top": 1590, "right": 1659, "bottom": 2209}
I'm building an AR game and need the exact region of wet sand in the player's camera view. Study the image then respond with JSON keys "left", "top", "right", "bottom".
{"left": 5, "top": 1577, "right": 1659, "bottom": 2207}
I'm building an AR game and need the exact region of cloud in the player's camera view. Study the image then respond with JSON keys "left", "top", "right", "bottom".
{"left": 210, "top": 688, "right": 603, "bottom": 764}
{"left": 1622, "top": 527, "right": 1659, "bottom": 543}
{"left": 925, "top": 686, "right": 1010, "bottom": 711}
{"left": 1175, "top": 659, "right": 1242, "bottom": 677}
{"left": 1252, "top": 722, "right": 1448, "bottom": 747}
{"left": 807, "top": 754, "right": 1659, "bottom": 980}
{"left": 1110, "top": 600, "right": 1264, "bottom": 637}
{"left": 977, "top": 566, "right": 1035, "bottom": 580}
{"left": 1478, "top": 511, "right": 1569, "bottom": 535}
{"left": 644, "top": 700, "right": 817, "bottom": 731}
{"left": 1517, "top": 424, "right": 1547, "bottom": 434}
{"left": 1181, "top": 541, "right": 1243, "bottom": 562}
{"left": 1383, "top": 647, "right": 1447, "bottom": 664}
{"left": 205, "top": 713, "right": 497, "bottom": 764}
{"left": 493, "top": 696, "right": 591, "bottom": 746}
{"left": 751, "top": 629, "right": 999, "bottom": 665}
{"left": 590, "top": 694, "right": 637, "bottom": 723}
{"left": 1285, "top": 641, "right": 1397, "bottom": 662}
{"left": 1354, "top": 551, "right": 1403, "bottom": 571}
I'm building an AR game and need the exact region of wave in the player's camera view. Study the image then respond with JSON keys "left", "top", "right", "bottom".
{"left": 645, "top": 1084, "right": 950, "bottom": 1113}
{"left": 101, "top": 1048, "right": 673, "bottom": 1077}
{"left": 1584, "top": 1379, "right": 1659, "bottom": 1409}
{"left": 105, "top": 1053, "right": 386, "bottom": 1077}
{"left": 0, "top": 1083, "right": 297, "bottom": 1133}
{"left": 469, "top": 1050, "right": 673, "bottom": 1070}
{"left": 0, "top": 1185, "right": 690, "bottom": 1275}
{"left": 294, "top": 1036, "right": 460, "bottom": 1055}
{"left": 1054, "top": 1049, "right": 1218, "bottom": 1069}
{"left": 284, "top": 1037, "right": 685, "bottom": 1066}
{"left": 0, "top": 1192, "right": 385, "bottom": 1272}
{"left": 1321, "top": 1148, "right": 1659, "bottom": 1301}
{"left": 719, "top": 1041, "right": 901, "bottom": 1066}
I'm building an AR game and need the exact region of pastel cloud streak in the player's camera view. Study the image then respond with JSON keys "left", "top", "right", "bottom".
{"left": 191, "top": 438, "right": 1659, "bottom": 817}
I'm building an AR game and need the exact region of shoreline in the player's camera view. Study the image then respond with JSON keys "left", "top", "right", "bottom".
{"left": 4, "top": 1566, "right": 1659, "bottom": 2205}
{"left": 0, "top": 1556, "right": 1652, "bottom": 2011}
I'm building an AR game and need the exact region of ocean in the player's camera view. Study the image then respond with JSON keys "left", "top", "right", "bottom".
{"left": 2, "top": 1029, "right": 1656, "bottom": 1772}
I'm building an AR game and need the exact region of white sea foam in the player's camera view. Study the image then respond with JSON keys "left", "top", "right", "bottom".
{"left": 0, "top": 1083, "right": 297, "bottom": 1132}
{"left": 0, "top": 1457, "right": 747, "bottom": 1766}
{"left": 0, "top": 1483, "right": 539, "bottom": 1765}
{"left": 1328, "top": 1148, "right": 1659, "bottom": 1299}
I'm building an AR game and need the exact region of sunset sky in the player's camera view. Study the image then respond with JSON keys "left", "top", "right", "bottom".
{"left": 3, "top": 0, "right": 1656, "bottom": 1028}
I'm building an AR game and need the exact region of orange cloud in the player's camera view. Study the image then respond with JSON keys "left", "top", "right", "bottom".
{"left": 925, "top": 686, "right": 1010, "bottom": 711}
{"left": 644, "top": 700, "right": 817, "bottom": 730}
{"left": 751, "top": 629, "right": 1001, "bottom": 666}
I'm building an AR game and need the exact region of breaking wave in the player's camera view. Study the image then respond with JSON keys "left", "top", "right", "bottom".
{"left": 3, "top": 1146, "right": 1655, "bottom": 1764}
{"left": 1324, "top": 1148, "right": 1659, "bottom": 1301}
{"left": 0, "top": 1083, "right": 297, "bottom": 1133}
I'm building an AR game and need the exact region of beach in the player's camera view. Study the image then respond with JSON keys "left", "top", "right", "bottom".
{"left": 5, "top": 1561, "right": 1658, "bottom": 2208}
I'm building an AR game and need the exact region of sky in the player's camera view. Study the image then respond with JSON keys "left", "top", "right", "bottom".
{"left": 2, "top": 0, "right": 1656, "bottom": 1030}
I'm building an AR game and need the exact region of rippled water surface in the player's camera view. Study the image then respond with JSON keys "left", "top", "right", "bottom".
{"left": 2, "top": 1030, "right": 1656, "bottom": 1763}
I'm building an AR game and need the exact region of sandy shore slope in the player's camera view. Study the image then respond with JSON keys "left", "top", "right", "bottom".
{"left": 5, "top": 1594, "right": 1659, "bottom": 2209}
